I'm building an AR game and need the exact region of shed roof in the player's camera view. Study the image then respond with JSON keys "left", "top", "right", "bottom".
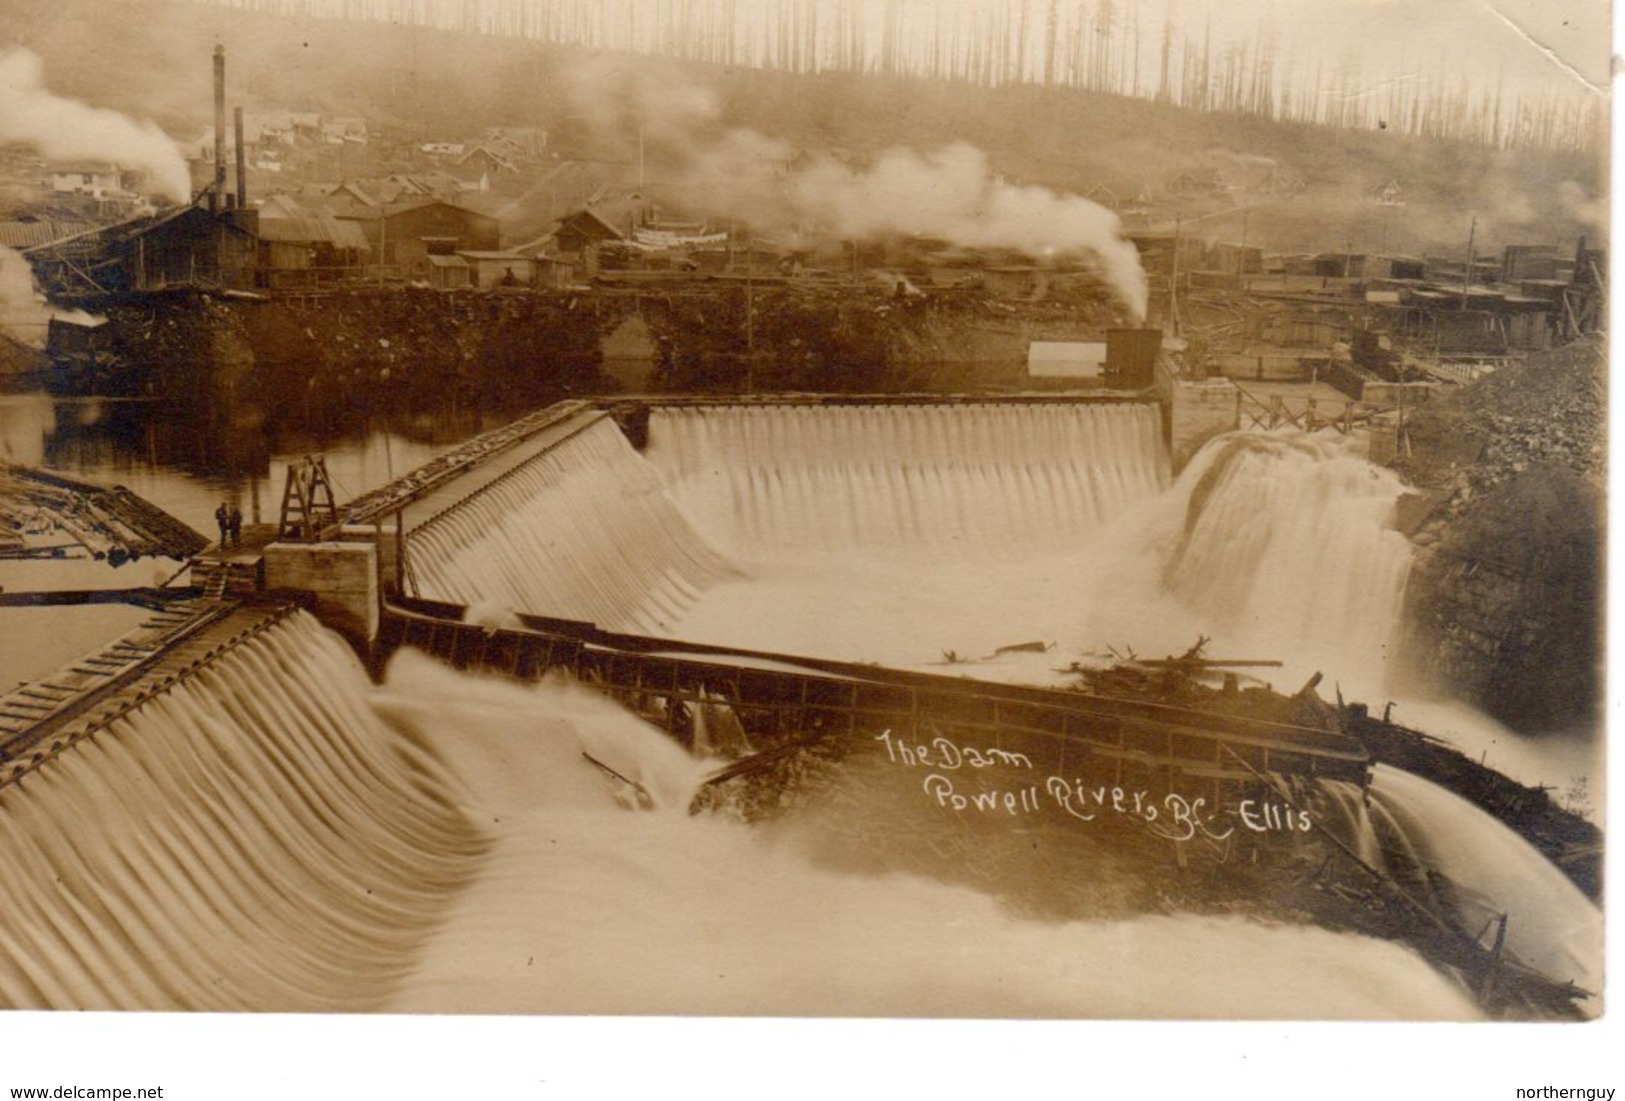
{"left": 0, "top": 220, "right": 97, "bottom": 249}
{"left": 426, "top": 254, "right": 470, "bottom": 268}
{"left": 257, "top": 215, "right": 369, "bottom": 249}
{"left": 555, "top": 208, "right": 625, "bottom": 241}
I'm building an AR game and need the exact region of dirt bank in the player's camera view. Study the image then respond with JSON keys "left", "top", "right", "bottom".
{"left": 1393, "top": 337, "right": 1605, "bottom": 735}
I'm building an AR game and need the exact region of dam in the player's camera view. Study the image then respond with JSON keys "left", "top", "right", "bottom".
{"left": 0, "top": 391, "right": 1601, "bottom": 1019}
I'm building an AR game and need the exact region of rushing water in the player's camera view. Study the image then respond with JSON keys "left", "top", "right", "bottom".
{"left": 1, "top": 394, "right": 1602, "bottom": 1019}
{"left": 0, "top": 617, "right": 1506, "bottom": 1018}
{"left": 404, "top": 404, "right": 1409, "bottom": 698}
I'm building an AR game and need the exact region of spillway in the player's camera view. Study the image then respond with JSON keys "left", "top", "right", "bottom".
{"left": 1, "top": 398, "right": 1598, "bottom": 1019}
{"left": 404, "top": 402, "right": 1409, "bottom": 696}
{"left": 0, "top": 613, "right": 483, "bottom": 1012}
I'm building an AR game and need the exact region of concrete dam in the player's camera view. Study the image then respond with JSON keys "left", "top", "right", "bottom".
{"left": 0, "top": 395, "right": 1600, "bottom": 1018}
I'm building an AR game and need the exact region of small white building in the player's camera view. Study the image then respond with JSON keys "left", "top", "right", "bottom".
{"left": 1027, "top": 341, "right": 1108, "bottom": 381}
{"left": 47, "top": 163, "right": 126, "bottom": 199}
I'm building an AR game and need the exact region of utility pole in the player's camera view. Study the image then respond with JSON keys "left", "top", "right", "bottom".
{"left": 745, "top": 229, "right": 755, "bottom": 393}
{"left": 1169, "top": 213, "right": 1182, "bottom": 336}
{"left": 1461, "top": 215, "right": 1476, "bottom": 309}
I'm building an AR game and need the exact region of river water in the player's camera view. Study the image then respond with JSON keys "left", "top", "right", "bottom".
{"left": 0, "top": 385, "right": 1604, "bottom": 1022}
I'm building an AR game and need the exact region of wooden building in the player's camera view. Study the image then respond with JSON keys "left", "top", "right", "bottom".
{"left": 255, "top": 213, "right": 370, "bottom": 288}
{"left": 552, "top": 209, "right": 626, "bottom": 255}
{"left": 117, "top": 207, "right": 259, "bottom": 292}
{"left": 456, "top": 251, "right": 536, "bottom": 289}
{"left": 337, "top": 199, "right": 499, "bottom": 274}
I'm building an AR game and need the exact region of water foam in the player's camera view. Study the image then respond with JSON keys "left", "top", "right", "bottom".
{"left": 646, "top": 402, "right": 1169, "bottom": 558}
{"left": 407, "top": 419, "right": 735, "bottom": 632}
{"left": 0, "top": 614, "right": 483, "bottom": 1011}
{"left": 376, "top": 651, "right": 1481, "bottom": 1020}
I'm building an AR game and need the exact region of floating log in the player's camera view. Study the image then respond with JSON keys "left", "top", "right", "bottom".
{"left": 1, "top": 461, "right": 207, "bottom": 563}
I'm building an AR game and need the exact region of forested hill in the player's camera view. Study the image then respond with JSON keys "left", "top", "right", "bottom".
{"left": 1, "top": 0, "right": 1606, "bottom": 255}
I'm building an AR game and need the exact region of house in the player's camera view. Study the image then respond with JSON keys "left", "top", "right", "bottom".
{"left": 336, "top": 199, "right": 500, "bottom": 271}
{"left": 582, "top": 187, "right": 654, "bottom": 236}
{"left": 1085, "top": 185, "right": 1119, "bottom": 210}
{"left": 420, "top": 142, "right": 467, "bottom": 158}
{"left": 1502, "top": 245, "right": 1559, "bottom": 282}
{"left": 385, "top": 172, "right": 466, "bottom": 201}
{"left": 531, "top": 254, "right": 577, "bottom": 289}
{"left": 456, "top": 251, "right": 535, "bottom": 288}
{"left": 0, "top": 218, "right": 97, "bottom": 251}
{"left": 241, "top": 111, "right": 296, "bottom": 147}
{"left": 1210, "top": 242, "right": 1264, "bottom": 275}
{"left": 1246, "top": 165, "right": 1306, "bottom": 196}
{"left": 329, "top": 117, "right": 369, "bottom": 144}
{"left": 306, "top": 180, "right": 389, "bottom": 216}
{"left": 1372, "top": 179, "right": 1405, "bottom": 207}
{"left": 47, "top": 163, "right": 127, "bottom": 200}
{"left": 457, "top": 138, "right": 522, "bottom": 176}
{"left": 483, "top": 128, "right": 547, "bottom": 157}
{"left": 552, "top": 208, "right": 626, "bottom": 255}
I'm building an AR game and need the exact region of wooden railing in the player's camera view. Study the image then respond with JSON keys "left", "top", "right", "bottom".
{"left": 379, "top": 596, "right": 1372, "bottom": 796}
{"left": 1233, "top": 382, "right": 1400, "bottom": 436}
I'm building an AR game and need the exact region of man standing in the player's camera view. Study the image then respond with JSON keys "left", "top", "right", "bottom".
{"left": 214, "top": 501, "right": 230, "bottom": 548}
{"left": 227, "top": 503, "right": 243, "bottom": 549}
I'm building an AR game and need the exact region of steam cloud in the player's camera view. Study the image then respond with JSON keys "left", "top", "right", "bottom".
{"left": 0, "top": 245, "right": 53, "bottom": 346}
{"left": 568, "top": 60, "right": 1148, "bottom": 322}
{"left": 0, "top": 48, "right": 190, "bottom": 203}
{"left": 1, "top": 245, "right": 103, "bottom": 347}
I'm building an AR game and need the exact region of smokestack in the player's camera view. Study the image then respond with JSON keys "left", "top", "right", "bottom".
{"left": 212, "top": 45, "right": 226, "bottom": 214}
{"left": 234, "top": 105, "right": 247, "bottom": 209}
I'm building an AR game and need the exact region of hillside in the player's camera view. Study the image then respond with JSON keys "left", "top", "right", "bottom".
{"left": 1, "top": 0, "right": 1606, "bottom": 258}
{"left": 1396, "top": 337, "right": 1605, "bottom": 736}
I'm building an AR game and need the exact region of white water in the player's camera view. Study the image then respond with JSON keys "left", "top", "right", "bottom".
{"left": 646, "top": 403, "right": 1170, "bottom": 559}
{"left": 0, "top": 611, "right": 1597, "bottom": 1019}
{"left": 372, "top": 650, "right": 1478, "bottom": 1020}
{"left": 0, "top": 615, "right": 481, "bottom": 1012}
{"left": 407, "top": 419, "right": 736, "bottom": 632}
{"left": 644, "top": 412, "right": 1412, "bottom": 701}
{"left": 3, "top": 405, "right": 1596, "bottom": 1019}
{"left": 1369, "top": 764, "right": 1602, "bottom": 995}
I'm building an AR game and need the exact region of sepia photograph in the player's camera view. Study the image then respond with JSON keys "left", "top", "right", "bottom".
{"left": 0, "top": 0, "right": 1613, "bottom": 1092}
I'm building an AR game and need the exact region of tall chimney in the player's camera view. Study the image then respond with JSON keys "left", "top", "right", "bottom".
{"left": 212, "top": 45, "right": 226, "bottom": 214}
{"left": 234, "top": 105, "right": 247, "bottom": 210}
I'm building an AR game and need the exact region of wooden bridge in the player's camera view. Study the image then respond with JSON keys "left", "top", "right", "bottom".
{"left": 378, "top": 594, "right": 1373, "bottom": 797}
{"left": 0, "top": 599, "right": 299, "bottom": 791}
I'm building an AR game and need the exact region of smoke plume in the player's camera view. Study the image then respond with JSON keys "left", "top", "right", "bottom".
{"left": 1, "top": 245, "right": 103, "bottom": 348}
{"left": 566, "top": 60, "right": 1149, "bottom": 322}
{"left": 0, "top": 48, "right": 190, "bottom": 203}
{"left": 0, "top": 246, "right": 53, "bottom": 347}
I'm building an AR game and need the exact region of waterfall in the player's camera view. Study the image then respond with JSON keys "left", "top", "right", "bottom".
{"left": 1366, "top": 764, "right": 1602, "bottom": 996}
{"left": 644, "top": 402, "right": 1170, "bottom": 558}
{"left": 406, "top": 419, "right": 736, "bottom": 632}
{"left": 375, "top": 650, "right": 1482, "bottom": 1021}
{"left": 0, "top": 611, "right": 1590, "bottom": 1020}
{"left": 0, "top": 613, "right": 484, "bottom": 1012}
{"left": 1161, "top": 432, "right": 1413, "bottom": 690}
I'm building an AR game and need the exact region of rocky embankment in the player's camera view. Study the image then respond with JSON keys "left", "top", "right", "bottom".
{"left": 1394, "top": 337, "right": 1605, "bottom": 735}
{"left": 65, "top": 282, "right": 1126, "bottom": 408}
